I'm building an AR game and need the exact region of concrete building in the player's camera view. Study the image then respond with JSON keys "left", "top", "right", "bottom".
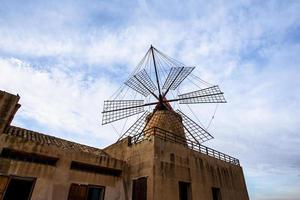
{"left": 0, "top": 90, "right": 249, "bottom": 200}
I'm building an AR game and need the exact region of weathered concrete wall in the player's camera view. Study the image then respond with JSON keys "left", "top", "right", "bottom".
{"left": 0, "top": 90, "right": 20, "bottom": 133}
{"left": 105, "top": 137, "right": 155, "bottom": 200}
{"left": 152, "top": 136, "right": 249, "bottom": 200}
{"left": 0, "top": 134, "right": 125, "bottom": 200}
{"left": 105, "top": 135, "right": 249, "bottom": 200}
{"left": 0, "top": 90, "right": 127, "bottom": 200}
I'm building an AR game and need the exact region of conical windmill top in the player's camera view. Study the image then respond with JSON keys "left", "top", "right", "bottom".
{"left": 102, "top": 45, "right": 226, "bottom": 145}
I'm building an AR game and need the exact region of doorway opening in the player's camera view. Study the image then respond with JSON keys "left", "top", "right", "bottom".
{"left": 132, "top": 177, "right": 147, "bottom": 200}
{"left": 212, "top": 187, "right": 222, "bottom": 200}
{"left": 179, "top": 181, "right": 191, "bottom": 200}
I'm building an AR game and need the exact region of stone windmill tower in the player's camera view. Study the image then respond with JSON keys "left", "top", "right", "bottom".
{"left": 103, "top": 46, "right": 249, "bottom": 200}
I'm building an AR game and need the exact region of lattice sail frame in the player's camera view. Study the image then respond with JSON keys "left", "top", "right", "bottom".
{"left": 125, "top": 69, "right": 157, "bottom": 97}
{"left": 176, "top": 110, "right": 214, "bottom": 143}
{"left": 162, "top": 67, "right": 195, "bottom": 91}
{"left": 117, "top": 111, "right": 150, "bottom": 142}
{"left": 102, "top": 100, "right": 145, "bottom": 125}
{"left": 178, "top": 85, "right": 226, "bottom": 104}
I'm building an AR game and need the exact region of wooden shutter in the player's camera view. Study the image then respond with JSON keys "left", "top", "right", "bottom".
{"left": 68, "top": 184, "right": 88, "bottom": 200}
{"left": 0, "top": 176, "right": 9, "bottom": 199}
{"left": 132, "top": 177, "right": 147, "bottom": 200}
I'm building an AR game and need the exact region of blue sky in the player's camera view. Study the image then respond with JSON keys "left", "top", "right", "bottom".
{"left": 0, "top": 0, "right": 300, "bottom": 199}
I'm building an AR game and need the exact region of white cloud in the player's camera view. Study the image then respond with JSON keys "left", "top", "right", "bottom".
{"left": 0, "top": 58, "right": 122, "bottom": 146}
{"left": 0, "top": 1, "right": 300, "bottom": 199}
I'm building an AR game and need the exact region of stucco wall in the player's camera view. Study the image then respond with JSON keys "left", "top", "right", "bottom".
{"left": 153, "top": 136, "right": 249, "bottom": 200}
{"left": 105, "top": 138, "right": 155, "bottom": 200}
{"left": 0, "top": 133, "right": 125, "bottom": 200}
{"left": 105, "top": 135, "right": 249, "bottom": 200}
{"left": 0, "top": 91, "right": 20, "bottom": 133}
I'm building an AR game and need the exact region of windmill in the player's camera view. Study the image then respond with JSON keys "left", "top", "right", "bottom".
{"left": 101, "top": 45, "right": 226, "bottom": 146}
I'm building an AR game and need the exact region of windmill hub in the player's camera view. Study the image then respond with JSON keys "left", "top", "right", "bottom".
{"left": 155, "top": 96, "right": 172, "bottom": 111}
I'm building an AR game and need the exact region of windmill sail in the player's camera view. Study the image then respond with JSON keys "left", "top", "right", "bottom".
{"left": 178, "top": 85, "right": 226, "bottom": 104}
{"left": 118, "top": 111, "right": 150, "bottom": 141}
{"left": 162, "top": 67, "right": 194, "bottom": 93}
{"left": 102, "top": 100, "right": 145, "bottom": 125}
{"left": 125, "top": 69, "right": 158, "bottom": 97}
{"left": 177, "top": 110, "right": 214, "bottom": 143}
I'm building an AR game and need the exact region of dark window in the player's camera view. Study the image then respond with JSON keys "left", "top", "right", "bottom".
{"left": 3, "top": 176, "right": 35, "bottom": 200}
{"left": 132, "top": 177, "right": 147, "bottom": 200}
{"left": 170, "top": 153, "right": 175, "bottom": 162}
{"left": 68, "top": 183, "right": 105, "bottom": 200}
{"left": 70, "top": 161, "right": 122, "bottom": 176}
{"left": 212, "top": 187, "right": 222, "bottom": 200}
{"left": 0, "top": 148, "right": 58, "bottom": 166}
{"left": 87, "top": 186, "right": 105, "bottom": 200}
{"left": 179, "top": 181, "right": 191, "bottom": 200}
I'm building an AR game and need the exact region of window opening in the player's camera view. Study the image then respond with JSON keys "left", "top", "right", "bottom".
{"left": 212, "top": 187, "right": 222, "bottom": 200}
{"left": 179, "top": 181, "right": 191, "bottom": 200}
{"left": 3, "top": 176, "right": 35, "bottom": 200}
{"left": 68, "top": 183, "right": 105, "bottom": 200}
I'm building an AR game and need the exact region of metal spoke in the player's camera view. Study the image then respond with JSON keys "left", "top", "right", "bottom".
{"left": 151, "top": 45, "right": 162, "bottom": 96}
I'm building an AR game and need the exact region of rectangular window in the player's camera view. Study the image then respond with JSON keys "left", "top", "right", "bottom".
{"left": 70, "top": 161, "right": 122, "bottom": 176}
{"left": 68, "top": 183, "right": 105, "bottom": 200}
{"left": 87, "top": 186, "right": 105, "bottom": 200}
{"left": 0, "top": 148, "right": 58, "bottom": 166}
{"left": 212, "top": 187, "right": 222, "bottom": 200}
{"left": 2, "top": 176, "right": 36, "bottom": 200}
{"left": 179, "top": 181, "right": 191, "bottom": 200}
{"left": 132, "top": 177, "right": 147, "bottom": 200}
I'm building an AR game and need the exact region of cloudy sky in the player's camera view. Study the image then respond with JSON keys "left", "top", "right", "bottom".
{"left": 0, "top": 0, "right": 300, "bottom": 199}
